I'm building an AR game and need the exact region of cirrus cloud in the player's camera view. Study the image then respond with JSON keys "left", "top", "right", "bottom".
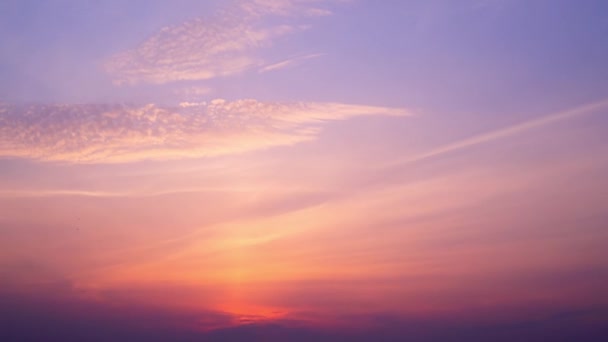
{"left": 104, "top": 0, "right": 340, "bottom": 85}
{"left": 0, "top": 100, "right": 408, "bottom": 164}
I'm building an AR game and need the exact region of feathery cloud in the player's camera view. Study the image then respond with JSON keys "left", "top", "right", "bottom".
{"left": 104, "top": 0, "right": 338, "bottom": 85}
{"left": 0, "top": 100, "right": 408, "bottom": 163}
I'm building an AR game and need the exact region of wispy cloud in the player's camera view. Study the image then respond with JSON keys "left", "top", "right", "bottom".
{"left": 104, "top": 0, "right": 339, "bottom": 85}
{"left": 0, "top": 100, "right": 408, "bottom": 163}
{"left": 392, "top": 99, "right": 608, "bottom": 166}
{"left": 259, "top": 53, "right": 325, "bottom": 73}
{"left": 239, "top": 0, "right": 337, "bottom": 17}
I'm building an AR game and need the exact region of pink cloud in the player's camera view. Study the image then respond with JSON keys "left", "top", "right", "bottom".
{"left": 0, "top": 100, "right": 408, "bottom": 163}
{"left": 104, "top": 0, "right": 340, "bottom": 84}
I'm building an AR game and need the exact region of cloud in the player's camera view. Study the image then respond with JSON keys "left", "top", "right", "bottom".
{"left": 0, "top": 100, "right": 408, "bottom": 164}
{"left": 104, "top": 0, "right": 339, "bottom": 85}
{"left": 259, "top": 53, "right": 325, "bottom": 73}
{"left": 239, "top": 0, "right": 337, "bottom": 17}
{"left": 390, "top": 99, "right": 608, "bottom": 167}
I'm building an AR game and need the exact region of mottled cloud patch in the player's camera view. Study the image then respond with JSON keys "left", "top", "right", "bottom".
{"left": 0, "top": 100, "right": 408, "bottom": 163}
{"left": 104, "top": 0, "right": 339, "bottom": 85}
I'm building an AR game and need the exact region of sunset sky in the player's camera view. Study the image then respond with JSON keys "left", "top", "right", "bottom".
{"left": 1, "top": 1, "right": 608, "bottom": 341}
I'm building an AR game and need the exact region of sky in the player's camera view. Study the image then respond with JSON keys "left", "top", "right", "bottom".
{"left": 1, "top": 0, "right": 608, "bottom": 341}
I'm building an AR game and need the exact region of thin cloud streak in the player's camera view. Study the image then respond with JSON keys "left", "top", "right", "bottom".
{"left": 0, "top": 184, "right": 315, "bottom": 199}
{"left": 0, "top": 188, "right": 215, "bottom": 199}
{"left": 394, "top": 99, "right": 608, "bottom": 166}
{"left": 259, "top": 53, "right": 325, "bottom": 73}
{"left": 0, "top": 189, "right": 129, "bottom": 198}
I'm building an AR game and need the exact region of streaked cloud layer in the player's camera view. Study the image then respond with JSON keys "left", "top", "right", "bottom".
{"left": 0, "top": 100, "right": 407, "bottom": 163}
